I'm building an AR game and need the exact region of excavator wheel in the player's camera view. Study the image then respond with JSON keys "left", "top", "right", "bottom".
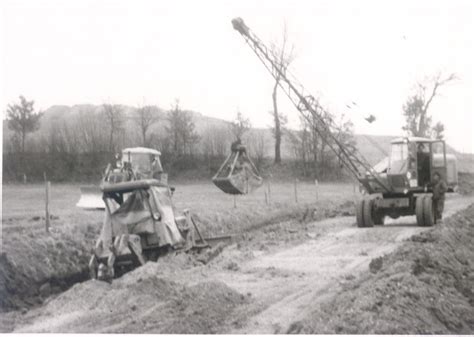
{"left": 416, "top": 195, "right": 435, "bottom": 227}
{"left": 362, "top": 197, "right": 375, "bottom": 228}
{"left": 356, "top": 197, "right": 374, "bottom": 228}
{"left": 356, "top": 199, "right": 365, "bottom": 228}
{"left": 415, "top": 195, "right": 425, "bottom": 226}
{"left": 422, "top": 195, "right": 435, "bottom": 227}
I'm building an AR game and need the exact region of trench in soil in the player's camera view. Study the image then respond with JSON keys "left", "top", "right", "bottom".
{"left": 6, "top": 180, "right": 474, "bottom": 316}
{"left": 1, "top": 198, "right": 355, "bottom": 316}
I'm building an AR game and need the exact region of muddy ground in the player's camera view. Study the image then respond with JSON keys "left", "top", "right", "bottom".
{"left": 0, "top": 191, "right": 354, "bottom": 315}
{"left": 294, "top": 201, "right": 474, "bottom": 334}
{"left": 1, "top": 191, "right": 474, "bottom": 333}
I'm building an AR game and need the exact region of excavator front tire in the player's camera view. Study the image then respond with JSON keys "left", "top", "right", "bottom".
{"left": 356, "top": 197, "right": 374, "bottom": 228}
{"left": 416, "top": 195, "right": 435, "bottom": 227}
{"left": 356, "top": 199, "right": 365, "bottom": 227}
{"left": 416, "top": 196, "right": 424, "bottom": 226}
{"left": 362, "top": 197, "right": 375, "bottom": 228}
{"left": 422, "top": 195, "right": 435, "bottom": 226}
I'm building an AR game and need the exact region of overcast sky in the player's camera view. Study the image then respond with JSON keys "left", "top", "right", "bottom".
{"left": 1, "top": 0, "right": 473, "bottom": 153}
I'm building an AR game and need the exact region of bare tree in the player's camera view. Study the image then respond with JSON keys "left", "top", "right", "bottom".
{"left": 230, "top": 110, "right": 251, "bottom": 141}
{"left": 333, "top": 114, "right": 356, "bottom": 179}
{"left": 6, "top": 96, "right": 43, "bottom": 153}
{"left": 248, "top": 130, "right": 267, "bottom": 170}
{"left": 202, "top": 125, "right": 220, "bottom": 158}
{"left": 201, "top": 124, "right": 232, "bottom": 172}
{"left": 75, "top": 107, "right": 108, "bottom": 153}
{"left": 287, "top": 117, "right": 312, "bottom": 177}
{"left": 48, "top": 121, "right": 69, "bottom": 153}
{"left": 270, "top": 23, "right": 296, "bottom": 164}
{"left": 134, "top": 105, "right": 160, "bottom": 147}
{"left": 214, "top": 125, "right": 231, "bottom": 157}
{"left": 402, "top": 72, "right": 457, "bottom": 138}
{"left": 102, "top": 103, "right": 125, "bottom": 152}
{"left": 432, "top": 121, "right": 445, "bottom": 140}
{"left": 166, "top": 99, "right": 200, "bottom": 156}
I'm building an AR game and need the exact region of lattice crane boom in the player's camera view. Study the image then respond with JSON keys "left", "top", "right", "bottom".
{"left": 231, "top": 17, "right": 390, "bottom": 192}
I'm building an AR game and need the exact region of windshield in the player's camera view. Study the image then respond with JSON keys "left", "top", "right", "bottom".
{"left": 122, "top": 153, "right": 152, "bottom": 173}
{"left": 389, "top": 143, "right": 409, "bottom": 174}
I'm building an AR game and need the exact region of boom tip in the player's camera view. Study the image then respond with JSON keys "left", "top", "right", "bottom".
{"left": 231, "top": 17, "right": 249, "bottom": 36}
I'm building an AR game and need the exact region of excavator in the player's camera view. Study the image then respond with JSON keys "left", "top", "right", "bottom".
{"left": 231, "top": 17, "right": 458, "bottom": 227}
{"left": 86, "top": 147, "right": 231, "bottom": 281}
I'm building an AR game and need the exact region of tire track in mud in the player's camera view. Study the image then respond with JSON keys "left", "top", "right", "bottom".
{"left": 212, "top": 194, "right": 474, "bottom": 334}
{"left": 3, "top": 194, "right": 473, "bottom": 333}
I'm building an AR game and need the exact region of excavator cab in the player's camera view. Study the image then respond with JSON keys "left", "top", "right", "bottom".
{"left": 357, "top": 137, "right": 458, "bottom": 228}
{"left": 76, "top": 148, "right": 167, "bottom": 209}
{"left": 212, "top": 143, "right": 263, "bottom": 194}
{"left": 386, "top": 137, "right": 457, "bottom": 193}
{"left": 120, "top": 147, "right": 165, "bottom": 181}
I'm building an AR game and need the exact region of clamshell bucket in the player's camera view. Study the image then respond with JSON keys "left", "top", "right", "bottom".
{"left": 212, "top": 145, "right": 263, "bottom": 195}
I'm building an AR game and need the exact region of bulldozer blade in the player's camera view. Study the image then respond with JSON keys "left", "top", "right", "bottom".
{"left": 76, "top": 186, "right": 105, "bottom": 210}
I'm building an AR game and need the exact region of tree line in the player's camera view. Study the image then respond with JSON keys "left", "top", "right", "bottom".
{"left": 3, "top": 95, "right": 357, "bottom": 182}
{"left": 2, "top": 97, "right": 276, "bottom": 182}
{"left": 3, "top": 70, "right": 455, "bottom": 183}
{"left": 3, "top": 17, "right": 455, "bottom": 184}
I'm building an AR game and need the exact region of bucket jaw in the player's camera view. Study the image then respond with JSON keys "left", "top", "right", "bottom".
{"left": 212, "top": 144, "right": 263, "bottom": 194}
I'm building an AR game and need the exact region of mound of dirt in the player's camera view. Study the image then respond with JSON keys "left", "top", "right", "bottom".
{"left": 458, "top": 172, "right": 474, "bottom": 195}
{"left": 294, "top": 204, "right": 474, "bottom": 334}
{"left": 15, "top": 261, "right": 248, "bottom": 333}
{"left": 0, "top": 228, "right": 91, "bottom": 312}
{"left": 194, "top": 197, "right": 355, "bottom": 239}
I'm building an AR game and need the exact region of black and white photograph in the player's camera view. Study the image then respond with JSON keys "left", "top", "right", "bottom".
{"left": 1, "top": 0, "right": 473, "bottom": 334}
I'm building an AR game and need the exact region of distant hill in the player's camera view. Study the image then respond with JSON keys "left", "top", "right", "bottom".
{"left": 3, "top": 104, "right": 472, "bottom": 171}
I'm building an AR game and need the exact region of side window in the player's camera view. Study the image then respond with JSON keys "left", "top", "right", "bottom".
{"left": 432, "top": 142, "right": 444, "bottom": 155}
{"left": 432, "top": 141, "right": 445, "bottom": 168}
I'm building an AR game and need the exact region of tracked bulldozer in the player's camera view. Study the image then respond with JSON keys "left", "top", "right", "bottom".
{"left": 88, "top": 147, "right": 230, "bottom": 281}
{"left": 212, "top": 141, "right": 263, "bottom": 194}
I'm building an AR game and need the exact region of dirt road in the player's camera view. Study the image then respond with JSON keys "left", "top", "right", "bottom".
{"left": 216, "top": 194, "right": 474, "bottom": 333}
{"left": 6, "top": 193, "right": 474, "bottom": 333}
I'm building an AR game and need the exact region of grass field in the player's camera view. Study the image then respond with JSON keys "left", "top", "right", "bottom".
{"left": 1, "top": 180, "right": 356, "bottom": 232}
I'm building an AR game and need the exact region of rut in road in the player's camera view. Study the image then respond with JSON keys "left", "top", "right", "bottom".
{"left": 5, "top": 194, "right": 473, "bottom": 333}
{"left": 215, "top": 194, "right": 474, "bottom": 334}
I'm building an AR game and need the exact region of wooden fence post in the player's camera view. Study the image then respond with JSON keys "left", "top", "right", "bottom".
{"left": 267, "top": 180, "right": 272, "bottom": 204}
{"left": 45, "top": 181, "right": 51, "bottom": 233}
{"left": 294, "top": 178, "right": 298, "bottom": 204}
{"left": 315, "top": 179, "right": 319, "bottom": 201}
